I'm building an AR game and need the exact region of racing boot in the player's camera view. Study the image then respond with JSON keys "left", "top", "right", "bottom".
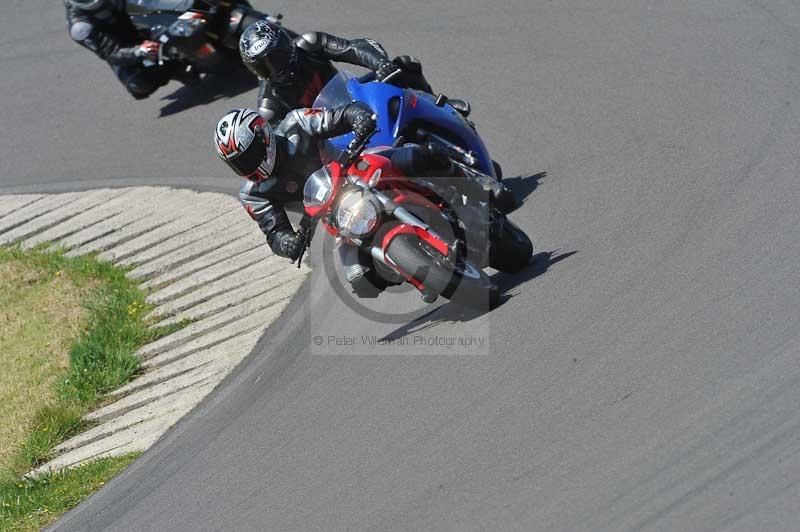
{"left": 489, "top": 212, "right": 533, "bottom": 273}
{"left": 492, "top": 184, "right": 522, "bottom": 215}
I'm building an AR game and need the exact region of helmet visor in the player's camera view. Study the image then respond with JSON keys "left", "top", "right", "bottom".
{"left": 261, "top": 44, "right": 292, "bottom": 77}
{"left": 240, "top": 22, "right": 294, "bottom": 79}
{"left": 222, "top": 129, "right": 267, "bottom": 177}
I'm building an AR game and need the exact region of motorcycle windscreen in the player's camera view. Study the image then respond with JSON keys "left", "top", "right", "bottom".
{"left": 126, "top": 0, "right": 194, "bottom": 15}
{"left": 313, "top": 71, "right": 405, "bottom": 160}
{"left": 313, "top": 70, "right": 355, "bottom": 109}
{"left": 313, "top": 71, "right": 357, "bottom": 162}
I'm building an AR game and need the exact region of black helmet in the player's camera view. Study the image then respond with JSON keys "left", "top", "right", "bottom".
{"left": 239, "top": 20, "right": 295, "bottom": 81}
{"left": 66, "top": 0, "right": 122, "bottom": 12}
{"left": 214, "top": 109, "right": 277, "bottom": 180}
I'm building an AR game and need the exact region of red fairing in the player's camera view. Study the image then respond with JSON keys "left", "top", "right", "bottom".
{"left": 390, "top": 191, "right": 442, "bottom": 213}
{"left": 382, "top": 224, "right": 450, "bottom": 259}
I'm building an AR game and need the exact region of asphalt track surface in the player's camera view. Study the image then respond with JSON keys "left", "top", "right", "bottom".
{"left": 2, "top": 0, "right": 800, "bottom": 530}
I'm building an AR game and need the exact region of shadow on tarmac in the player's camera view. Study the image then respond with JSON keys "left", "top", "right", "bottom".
{"left": 380, "top": 249, "right": 578, "bottom": 342}
{"left": 502, "top": 171, "right": 547, "bottom": 209}
{"left": 158, "top": 68, "right": 258, "bottom": 118}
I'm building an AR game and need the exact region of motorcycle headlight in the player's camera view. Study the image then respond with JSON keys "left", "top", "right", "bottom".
{"left": 335, "top": 188, "right": 380, "bottom": 237}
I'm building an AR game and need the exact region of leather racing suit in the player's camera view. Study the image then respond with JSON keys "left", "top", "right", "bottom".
{"left": 254, "top": 30, "right": 434, "bottom": 122}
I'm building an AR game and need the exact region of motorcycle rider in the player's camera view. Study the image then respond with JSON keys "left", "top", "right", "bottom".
{"left": 213, "top": 104, "right": 462, "bottom": 295}
{"left": 64, "top": 0, "right": 195, "bottom": 99}
{"left": 238, "top": 20, "right": 471, "bottom": 123}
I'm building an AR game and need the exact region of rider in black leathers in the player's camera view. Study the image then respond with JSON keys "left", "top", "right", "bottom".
{"left": 238, "top": 20, "right": 471, "bottom": 123}
{"left": 64, "top": 0, "right": 178, "bottom": 99}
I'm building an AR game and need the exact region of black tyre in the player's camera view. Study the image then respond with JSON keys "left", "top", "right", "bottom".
{"left": 384, "top": 233, "right": 499, "bottom": 309}
{"left": 491, "top": 217, "right": 533, "bottom": 273}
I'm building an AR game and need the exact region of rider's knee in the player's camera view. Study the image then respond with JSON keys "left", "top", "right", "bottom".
{"left": 124, "top": 67, "right": 171, "bottom": 99}
{"left": 124, "top": 73, "right": 159, "bottom": 99}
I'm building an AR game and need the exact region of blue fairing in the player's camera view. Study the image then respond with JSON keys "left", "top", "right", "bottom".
{"left": 314, "top": 72, "right": 495, "bottom": 177}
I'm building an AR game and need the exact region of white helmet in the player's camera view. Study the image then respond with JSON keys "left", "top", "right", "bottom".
{"left": 214, "top": 109, "right": 277, "bottom": 180}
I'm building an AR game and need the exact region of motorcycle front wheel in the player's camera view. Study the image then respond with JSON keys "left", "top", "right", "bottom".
{"left": 383, "top": 232, "right": 499, "bottom": 310}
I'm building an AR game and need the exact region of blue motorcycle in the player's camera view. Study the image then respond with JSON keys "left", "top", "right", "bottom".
{"left": 313, "top": 71, "right": 500, "bottom": 179}
{"left": 311, "top": 71, "right": 533, "bottom": 276}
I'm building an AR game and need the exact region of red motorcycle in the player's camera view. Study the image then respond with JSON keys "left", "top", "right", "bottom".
{"left": 296, "top": 138, "right": 530, "bottom": 309}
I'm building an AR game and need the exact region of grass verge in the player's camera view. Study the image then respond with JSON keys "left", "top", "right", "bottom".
{"left": 0, "top": 244, "right": 183, "bottom": 531}
{"left": 0, "top": 453, "right": 140, "bottom": 532}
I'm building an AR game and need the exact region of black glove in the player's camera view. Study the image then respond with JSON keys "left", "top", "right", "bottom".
{"left": 375, "top": 58, "right": 401, "bottom": 81}
{"left": 339, "top": 112, "right": 376, "bottom": 165}
{"left": 267, "top": 229, "right": 305, "bottom": 260}
{"left": 351, "top": 111, "right": 377, "bottom": 143}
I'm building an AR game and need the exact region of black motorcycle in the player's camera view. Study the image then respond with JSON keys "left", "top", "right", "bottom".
{"left": 127, "top": 0, "right": 283, "bottom": 77}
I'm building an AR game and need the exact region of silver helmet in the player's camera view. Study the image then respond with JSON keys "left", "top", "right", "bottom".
{"left": 214, "top": 109, "right": 277, "bottom": 180}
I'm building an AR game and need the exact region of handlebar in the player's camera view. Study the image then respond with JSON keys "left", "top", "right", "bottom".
{"left": 357, "top": 67, "right": 402, "bottom": 85}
